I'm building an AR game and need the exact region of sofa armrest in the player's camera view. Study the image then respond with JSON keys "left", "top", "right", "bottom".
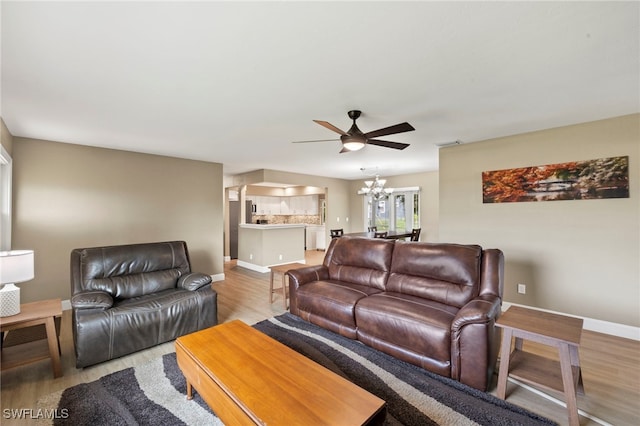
{"left": 178, "top": 272, "right": 212, "bottom": 291}
{"left": 287, "top": 265, "right": 329, "bottom": 290}
{"left": 450, "top": 294, "right": 502, "bottom": 391}
{"left": 451, "top": 295, "right": 502, "bottom": 334}
{"left": 287, "top": 265, "right": 329, "bottom": 316}
{"left": 71, "top": 291, "right": 113, "bottom": 310}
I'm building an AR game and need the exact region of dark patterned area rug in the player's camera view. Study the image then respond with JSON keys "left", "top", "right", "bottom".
{"left": 38, "top": 313, "right": 556, "bottom": 425}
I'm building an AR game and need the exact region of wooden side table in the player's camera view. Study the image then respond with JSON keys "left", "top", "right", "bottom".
{"left": 269, "top": 263, "right": 308, "bottom": 309}
{"left": 496, "top": 306, "right": 584, "bottom": 426}
{"left": 0, "top": 298, "right": 63, "bottom": 378}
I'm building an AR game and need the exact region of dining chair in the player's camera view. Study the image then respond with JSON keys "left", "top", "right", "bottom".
{"left": 368, "top": 226, "right": 377, "bottom": 232}
{"left": 330, "top": 228, "right": 344, "bottom": 239}
{"left": 374, "top": 231, "right": 388, "bottom": 238}
{"left": 410, "top": 228, "right": 421, "bottom": 241}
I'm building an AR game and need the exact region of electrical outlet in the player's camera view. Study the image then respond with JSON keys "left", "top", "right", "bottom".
{"left": 279, "top": 254, "right": 283, "bottom": 260}
{"left": 249, "top": 254, "right": 253, "bottom": 260}
{"left": 517, "top": 283, "right": 526, "bottom": 294}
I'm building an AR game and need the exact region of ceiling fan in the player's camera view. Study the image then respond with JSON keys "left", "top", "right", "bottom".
{"left": 292, "top": 110, "right": 415, "bottom": 153}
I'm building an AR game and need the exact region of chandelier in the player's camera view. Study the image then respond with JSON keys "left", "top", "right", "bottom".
{"left": 360, "top": 175, "right": 393, "bottom": 201}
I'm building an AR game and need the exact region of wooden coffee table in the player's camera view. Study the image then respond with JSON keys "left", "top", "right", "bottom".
{"left": 175, "top": 320, "right": 386, "bottom": 426}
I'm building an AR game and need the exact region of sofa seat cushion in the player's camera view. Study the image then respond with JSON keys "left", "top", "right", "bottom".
{"left": 73, "top": 287, "right": 217, "bottom": 367}
{"left": 114, "top": 287, "right": 199, "bottom": 312}
{"left": 295, "top": 280, "right": 382, "bottom": 339}
{"left": 355, "top": 292, "right": 459, "bottom": 377}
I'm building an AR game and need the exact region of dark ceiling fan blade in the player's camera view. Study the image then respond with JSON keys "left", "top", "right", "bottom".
{"left": 339, "top": 147, "right": 350, "bottom": 153}
{"left": 292, "top": 138, "right": 339, "bottom": 144}
{"left": 313, "top": 120, "right": 348, "bottom": 136}
{"left": 364, "top": 122, "right": 415, "bottom": 139}
{"left": 367, "top": 139, "right": 410, "bottom": 150}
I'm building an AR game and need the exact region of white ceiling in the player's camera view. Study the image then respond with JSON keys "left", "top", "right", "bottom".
{"left": 2, "top": 1, "right": 638, "bottom": 180}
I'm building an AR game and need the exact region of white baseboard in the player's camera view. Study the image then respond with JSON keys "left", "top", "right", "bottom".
{"left": 223, "top": 256, "right": 231, "bottom": 262}
{"left": 502, "top": 302, "right": 640, "bottom": 341}
{"left": 236, "top": 260, "right": 270, "bottom": 273}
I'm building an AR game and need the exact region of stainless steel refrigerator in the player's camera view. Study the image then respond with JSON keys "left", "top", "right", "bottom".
{"left": 229, "top": 200, "right": 253, "bottom": 259}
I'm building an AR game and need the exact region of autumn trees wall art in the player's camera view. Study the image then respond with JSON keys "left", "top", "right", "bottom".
{"left": 482, "top": 156, "right": 629, "bottom": 203}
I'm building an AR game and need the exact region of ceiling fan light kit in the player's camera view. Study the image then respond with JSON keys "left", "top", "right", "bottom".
{"left": 293, "top": 110, "right": 415, "bottom": 153}
{"left": 341, "top": 135, "right": 366, "bottom": 151}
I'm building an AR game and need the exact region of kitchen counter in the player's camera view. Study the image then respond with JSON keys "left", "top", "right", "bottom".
{"left": 240, "top": 224, "right": 306, "bottom": 229}
{"left": 238, "top": 224, "right": 305, "bottom": 273}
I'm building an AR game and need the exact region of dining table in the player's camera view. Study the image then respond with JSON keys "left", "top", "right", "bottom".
{"left": 343, "top": 230, "right": 413, "bottom": 240}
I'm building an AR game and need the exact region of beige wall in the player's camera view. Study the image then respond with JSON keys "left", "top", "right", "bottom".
{"left": 12, "top": 138, "right": 224, "bottom": 304}
{"left": 439, "top": 114, "right": 639, "bottom": 327}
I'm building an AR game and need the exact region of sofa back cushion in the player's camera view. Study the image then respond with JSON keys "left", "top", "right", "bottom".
{"left": 323, "top": 236, "right": 395, "bottom": 290}
{"left": 387, "top": 242, "right": 482, "bottom": 308}
{"left": 71, "top": 241, "right": 191, "bottom": 299}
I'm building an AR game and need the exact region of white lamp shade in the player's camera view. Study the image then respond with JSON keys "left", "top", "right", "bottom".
{"left": 0, "top": 250, "right": 35, "bottom": 284}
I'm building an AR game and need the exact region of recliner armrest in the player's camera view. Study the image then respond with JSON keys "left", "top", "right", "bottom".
{"left": 71, "top": 290, "right": 113, "bottom": 310}
{"left": 287, "top": 265, "right": 329, "bottom": 290}
{"left": 177, "top": 272, "right": 212, "bottom": 291}
{"left": 451, "top": 295, "right": 501, "bottom": 334}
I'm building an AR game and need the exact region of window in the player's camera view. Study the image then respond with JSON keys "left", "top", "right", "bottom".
{"left": 364, "top": 187, "right": 420, "bottom": 232}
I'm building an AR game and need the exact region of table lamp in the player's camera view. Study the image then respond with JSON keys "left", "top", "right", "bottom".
{"left": 0, "top": 250, "right": 35, "bottom": 317}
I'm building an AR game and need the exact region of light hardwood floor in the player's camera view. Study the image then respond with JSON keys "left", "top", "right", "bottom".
{"left": 1, "top": 250, "right": 638, "bottom": 426}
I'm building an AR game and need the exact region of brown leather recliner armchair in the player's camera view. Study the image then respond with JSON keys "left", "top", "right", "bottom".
{"left": 70, "top": 241, "right": 217, "bottom": 368}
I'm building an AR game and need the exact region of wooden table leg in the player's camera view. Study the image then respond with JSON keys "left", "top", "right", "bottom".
{"left": 559, "top": 344, "right": 581, "bottom": 426}
{"left": 281, "top": 273, "right": 288, "bottom": 310}
{"left": 44, "top": 316, "right": 62, "bottom": 378}
{"left": 269, "top": 270, "right": 275, "bottom": 304}
{"left": 186, "top": 381, "right": 193, "bottom": 400}
{"left": 570, "top": 344, "right": 585, "bottom": 395}
{"left": 496, "top": 328, "right": 513, "bottom": 399}
{"left": 514, "top": 336, "right": 524, "bottom": 351}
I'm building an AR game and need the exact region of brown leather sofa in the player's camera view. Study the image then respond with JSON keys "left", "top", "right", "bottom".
{"left": 288, "top": 236, "right": 504, "bottom": 391}
{"left": 70, "top": 241, "right": 218, "bottom": 368}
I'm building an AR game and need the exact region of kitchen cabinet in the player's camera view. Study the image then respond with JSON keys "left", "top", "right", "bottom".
{"left": 289, "top": 195, "right": 318, "bottom": 215}
{"left": 254, "top": 196, "right": 280, "bottom": 215}
{"left": 249, "top": 195, "right": 319, "bottom": 216}
{"left": 279, "top": 198, "right": 290, "bottom": 215}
